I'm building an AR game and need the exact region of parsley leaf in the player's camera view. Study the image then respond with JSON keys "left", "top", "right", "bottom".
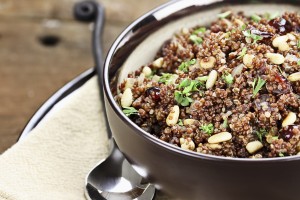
{"left": 200, "top": 124, "right": 214, "bottom": 135}
{"left": 189, "top": 35, "right": 203, "bottom": 45}
{"left": 193, "top": 27, "right": 206, "bottom": 35}
{"left": 222, "top": 72, "right": 234, "bottom": 85}
{"left": 122, "top": 107, "right": 138, "bottom": 117}
{"left": 174, "top": 91, "right": 193, "bottom": 106}
{"left": 256, "top": 129, "right": 267, "bottom": 142}
{"left": 221, "top": 119, "right": 228, "bottom": 128}
{"left": 178, "top": 119, "right": 183, "bottom": 126}
{"left": 264, "top": 12, "right": 279, "bottom": 21}
{"left": 279, "top": 152, "right": 285, "bottom": 157}
{"left": 178, "top": 59, "right": 197, "bottom": 72}
{"left": 298, "top": 60, "right": 300, "bottom": 66}
{"left": 243, "top": 30, "right": 263, "bottom": 43}
{"left": 252, "top": 77, "right": 266, "bottom": 97}
{"left": 297, "top": 40, "right": 300, "bottom": 49}
{"left": 218, "top": 11, "right": 232, "bottom": 19}
{"left": 251, "top": 14, "right": 261, "bottom": 22}
{"left": 237, "top": 47, "right": 247, "bottom": 59}
{"left": 159, "top": 73, "right": 178, "bottom": 85}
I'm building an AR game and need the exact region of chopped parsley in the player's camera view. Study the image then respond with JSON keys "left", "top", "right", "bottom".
{"left": 222, "top": 72, "right": 234, "bottom": 85}
{"left": 298, "top": 60, "right": 300, "bottom": 66}
{"left": 256, "top": 129, "right": 267, "bottom": 142}
{"left": 196, "top": 76, "right": 208, "bottom": 82}
{"left": 159, "top": 73, "right": 178, "bottom": 85}
{"left": 174, "top": 91, "right": 193, "bottom": 106}
{"left": 251, "top": 14, "right": 262, "bottom": 22}
{"left": 200, "top": 124, "right": 214, "bottom": 135}
{"left": 264, "top": 12, "right": 279, "bottom": 21}
{"left": 122, "top": 107, "right": 138, "bottom": 117}
{"left": 218, "top": 11, "right": 232, "bottom": 19}
{"left": 221, "top": 119, "right": 228, "bottom": 129}
{"left": 240, "top": 24, "right": 247, "bottom": 31}
{"left": 252, "top": 77, "right": 266, "bottom": 97}
{"left": 193, "top": 27, "right": 206, "bottom": 35}
{"left": 178, "top": 119, "right": 183, "bottom": 126}
{"left": 297, "top": 40, "right": 300, "bottom": 49}
{"left": 243, "top": 30, "right": 263, "bottom": 43}
{"left": 189, "top": 35, "right": 203, "bottom": 45}
{"left": 279, "top": 152, "right": 285, "bottom": 157}
{"left": 178, "top": 59, "right": 197, "bottom": 72}
{"left": 237, "top": 47, "right": 247, "bottom": 59}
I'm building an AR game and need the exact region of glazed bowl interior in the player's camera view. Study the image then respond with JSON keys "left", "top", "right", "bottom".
{"left": 105, "top": 0, "right": 300, "bottom": 161}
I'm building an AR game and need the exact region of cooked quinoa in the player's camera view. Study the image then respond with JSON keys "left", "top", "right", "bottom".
{"left": 116, "top": 11, "right": 300, "bottom": 158}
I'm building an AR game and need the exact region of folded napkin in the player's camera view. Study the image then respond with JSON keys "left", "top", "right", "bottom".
{"left": 0, "top": 76, "right": 172, "bottom": 200}
{"left": 0, "top": 77, "right": 109, "bottom": 200}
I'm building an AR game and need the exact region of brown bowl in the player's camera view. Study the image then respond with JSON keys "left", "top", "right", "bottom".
{"left": 103, "top": 0, "right": 300, "bottom": 199}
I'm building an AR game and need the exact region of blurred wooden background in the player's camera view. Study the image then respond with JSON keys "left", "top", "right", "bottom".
{"left": 0, "top": 0, "right": 168, "bottom": 153}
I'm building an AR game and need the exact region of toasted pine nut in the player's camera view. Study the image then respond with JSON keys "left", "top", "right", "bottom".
{"left": 183, "top": 119, "right": 197, "bottom": 126}
{"left": 208, "top": 143, "right": 222, "bottom": 150}
{"left": 152, "top": 57, "right": 164, "bottom": 68}
{"left": 180, "top": 138, "right": 195, "bottom": 151}
{"left": 246, "top": 141, "right": 263, "bottom": 154}
{"left": 200, "top": 56, "right": 216, "bottom": 69}
{"left": 142, "top": 66, "right": 152, "bottom": 77}
{"left": 265, "top": 53, "right": 285, "bottom": 65}
{"left": 208, "top": 132, "right": 232, "bottom": 144}
{"left": 287, "top": 72, "right": 300, "bottom": 82}
{"left": 206, "top": 70, "right": 218, "bottom": 89}
{"left": 282, "top": 112, "right": 296, "bottom": 127}
{"left": 121, "top": 88, "right": 133, "bottom": 107}
{"left": 243, "top": 54, "right": 255, "bottom": 68}
{"left": 272, "top": 35, "right": 290, "bottom": 51}
{"left": 166, "top": 105, "right": 180, "bottom": 126}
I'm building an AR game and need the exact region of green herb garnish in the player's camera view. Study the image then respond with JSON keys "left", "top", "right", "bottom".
{"left": 221, "top": 119, "right": 228, "bottom": 129}
{"left": 264, "top": 12, "right": 279, "bottom": 20}
{"left": 222, "top": 72, "right": 234, "bottom": 85}
{"left": 243, "top": 30, "right": 263, "bottom": 43}
{"left": 159, "top": 73, "right": 178, "bottom": 85}
{"left": 189, "top": 35, "right": 203, "bottom": 45}
{"left": 174, "top": 91, "right": 193, "bottom": 106}
{"left": 297, "top": 40, "right": 300, "bottom": 49}
{"left": 252, "top": 77, "right": 266, "bottom": 97}
{"left": 251, "top": 14, "right": 262, "bottom": 22}
{"left": 193, "top": 27, "right": 206, "bottom": 35}
{"left": 200, "top": 123, "right": 214, "bottom": 135}
{"left": 297, "top": 60, "right": 300, "bottom": 66}
{"left": 196, "top": 76, "right": 208, "bottom": 82}
{"left": 178, "top": 119, "right": 183, "bottom": 126}
{"left": 122, "top": 107, "right": 138, "bottom": 117}
{"left": 237, "top": 47, "right": 247, "bottom": 59}
{"left": 218, "top": 11, "right": 232, "bottom": 19}
{"left": 178, "top": 59, "right": 197, "bottom": 72}
{"left": 256, "top": 129, "right": 267, "bottom": 142}
{"left": 279, "top": 152, "right": 285, "bottom": 157}
{"left": 240, "top": 24, "right": 247, "bottom": 31}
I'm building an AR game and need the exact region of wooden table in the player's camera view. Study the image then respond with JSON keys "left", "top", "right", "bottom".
{"left": 0, "top": 0, "right": 168, "bottom": 153}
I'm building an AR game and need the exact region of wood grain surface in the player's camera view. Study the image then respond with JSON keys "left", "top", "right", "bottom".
{"left": 0, "top": 0, "right": 168, "bottom": 153}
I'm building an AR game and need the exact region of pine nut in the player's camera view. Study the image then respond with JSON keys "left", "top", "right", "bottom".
{"left": 124, "top": 78, "right": 135, "bottom": 89}
{"left": 166, "top": 105, "right": 180, "bottom": 126}
{"left": 152, "top": 75, "right": 160, "bottom": 82}
{"left": 121, "top": 88, "right": 133, "bottom": 107}
{"left": 206, "top": 70, "right": 218, "bottom": 89}
{"left": 243, "top": 54, "right": 255, "bottom": 68}
{"left": 282, "top": 112, "right": 297, "bottom": 127}
{"left": 246, "top": 141, "right": 263, "bottom": 154}
{"left": 208, "top": 143, "right": 222, "bottom": 150}
{"left": 265, "top": 53, "right": 285, "bottom": 65}
{"left": 208, "top": 132, "right": 232, "bottom": 144}
{"left": 142, "top": 66, "right": 152, "bottom": 77}
{"left": 272, "top": 35, "right": 290, "bottom": 51}
{"left": 152, "top": 57, "right": 164, "bottom": 68}
{"left": 200, "top": 56, "right": 216, "bottom": 69}
{"left": 287, "top": 72, "right": 300, "bottom": 82}
{"left": 180, "top": 138, "right": 195, "bottom": 151}
{"left": 183, "top": 119, "right": 197, "bottom": 126}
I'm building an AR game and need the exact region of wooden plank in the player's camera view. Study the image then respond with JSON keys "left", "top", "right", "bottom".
{"left": 0, "top": 0, "right": 169, "bottom": 153}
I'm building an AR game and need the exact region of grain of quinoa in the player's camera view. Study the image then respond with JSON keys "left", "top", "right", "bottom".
{"left": 116, "top": 11, "right": 300, "bottom": 158}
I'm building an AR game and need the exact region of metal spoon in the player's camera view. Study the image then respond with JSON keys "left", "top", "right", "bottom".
{"left": 74, "top": 1, "right": 155, "bottom": 199}
{"left": 85, "top": 140, "right": 155, "bottom": 200}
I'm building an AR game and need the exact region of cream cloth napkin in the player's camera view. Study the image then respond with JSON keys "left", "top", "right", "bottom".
{"left": 0, "top": 76, "right": 171, "bottom": 200}
{"left": 0, "top": 77, "right": 109, "bottom": 200}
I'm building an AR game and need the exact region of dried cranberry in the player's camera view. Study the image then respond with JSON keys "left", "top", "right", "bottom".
{"left": 269, "top": 18, "right": 293, "bottom": 34}
{"left": 279, "top": 125, "right": 296, "bottom": 141}
{"left": 145, "top": 87, "right": 161, "bottom": 101}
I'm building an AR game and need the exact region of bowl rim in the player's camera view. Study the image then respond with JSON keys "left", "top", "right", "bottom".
{"left": 104, "top": 0, "right": 300, "bottom": 163}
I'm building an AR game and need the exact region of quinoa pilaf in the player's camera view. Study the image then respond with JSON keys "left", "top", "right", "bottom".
{"left": 116, "top": 11, "right": 300, "bottom": 158}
